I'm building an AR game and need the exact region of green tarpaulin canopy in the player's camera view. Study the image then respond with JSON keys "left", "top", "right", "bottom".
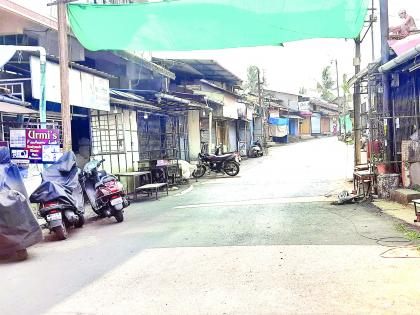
{"left": 68, "top": 0, "right": 368, "bottom": 52}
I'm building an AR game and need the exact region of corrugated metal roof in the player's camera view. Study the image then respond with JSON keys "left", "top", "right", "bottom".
{"left": 115, "top": 51, "right": 176, "bottom": 80}
{"left": 168, "top": 59, "right": 242, "bottom": 84}
{"left": 0, "top": 102, "right": 37, "bottom": 114}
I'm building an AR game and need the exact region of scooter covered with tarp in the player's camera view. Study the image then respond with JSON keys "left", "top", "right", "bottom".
{"left": 30, "top": 151, "right": 85, "bottom": 240}
{"left": 0, "top": 147, "right": 43, "bottom": 261}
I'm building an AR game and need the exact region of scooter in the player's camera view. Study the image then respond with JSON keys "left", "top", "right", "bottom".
{"left": 192, "top": 150, "right": 240, "bottom": 178}
{"left": 0, "top": 147, "right": 42, "bottom": 260}
{"left": 30, "top": 151, "right": 85, "bottom": 240}
{"left": 79, "top": 159, "right": 129, "bottom": 222}
{"left": 249, "top": 140, "right": 263, "bottom": 158}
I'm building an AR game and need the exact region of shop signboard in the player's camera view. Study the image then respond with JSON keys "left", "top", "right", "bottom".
{"left": 9, "top": 128, "right": 61, "bottom": 163}
{"left": 30, "top": 56, "right": 110, "bottom": 111}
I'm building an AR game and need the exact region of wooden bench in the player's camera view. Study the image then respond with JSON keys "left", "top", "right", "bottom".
{"left": 136, "top": 183, "right": 168, "bottom": 200}
{"left": 413, "top": 199, "right": 420, "bottom": 223}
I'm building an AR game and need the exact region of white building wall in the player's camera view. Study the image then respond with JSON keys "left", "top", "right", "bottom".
{"left": 188, "top": 110, "right": 201, "bottom": 160}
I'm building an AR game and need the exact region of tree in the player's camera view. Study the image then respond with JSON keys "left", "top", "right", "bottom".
{"left": 317, "top": 66, "right": 336, "bottom": 102}
{"left": 244, "top": 65, "right": 265, "bottom": 94}
{"left": 299, "top": 86, "right": 307, "bottom": 95}
{"left": 341, "top": 73, "right": 351, "bottom": 109}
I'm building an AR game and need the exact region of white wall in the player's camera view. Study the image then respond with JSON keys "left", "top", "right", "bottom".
{"left": 10, "top": 0, "right": 57, "bottom": 19}
{"left": 188, "top": 110, "right": 201, "bottom": 159}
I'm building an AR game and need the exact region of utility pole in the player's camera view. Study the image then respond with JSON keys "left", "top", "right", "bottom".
{"left": 256, "top": 67, "right": 266, "bottom": 150}
{"left": 49, "top": 0, "right": 74, "bottom": 151}
{"left": 354, "top": 37, "right": 362, "bottom": 165}
{"left": 379, "top": 0, "right": 392, "bottom": 164}
{"left": 332, "top": 59, "right": 344, "bottom": 137}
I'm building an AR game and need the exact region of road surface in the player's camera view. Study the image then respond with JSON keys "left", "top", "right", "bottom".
{"left": 1, "top": 137, "right": 419, "bottom": 315}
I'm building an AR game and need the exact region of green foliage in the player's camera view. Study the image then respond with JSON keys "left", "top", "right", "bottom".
{"left": 299, "top": 86, "right": 307, "bottom": 95}
{"left": 395, "top": 224, "right": 420, "bottom": 240}
{"left": 245, "top": 66, "right": 267, "bottom": 94}
{"left": 317, "top": 66, "right": 336, "bottom": 102}
{"left": 244, "top": 65, "right": 265, "bottom": 94}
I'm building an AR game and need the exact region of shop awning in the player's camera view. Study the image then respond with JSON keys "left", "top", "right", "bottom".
{"left": 110, "top": 89, "right": 207, "bottom": 112}
{"left": 0, "top": 102, "right": 37, "bottom": 115}
{"left": 286, "top": 115, "right": 303, "bottom": 120}
{"left": 68, "top": 0, "right": 369, "bottom": 51}
{"left": 269, "top": 117, "right": 289, "bottom": 126}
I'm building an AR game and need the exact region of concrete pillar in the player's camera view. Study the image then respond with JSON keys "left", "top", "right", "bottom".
{"left": 187, "top": 110, "right": 201, "bottom": 159}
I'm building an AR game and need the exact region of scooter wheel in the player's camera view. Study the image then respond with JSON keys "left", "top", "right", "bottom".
{"left": 52, "top": 225, "right": 68, "bottom": 240}
{"left": 114, "top": 211, "right": 124, "bottom": 223}
{"left": 74, "top": 214, "right": 85, "bottom": 228}
{"left": 15, "top": 249, "right": 28, "bottom": 261}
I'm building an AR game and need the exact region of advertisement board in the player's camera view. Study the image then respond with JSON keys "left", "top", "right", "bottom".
{"left": 30, "top": 56, "right": 110, "bottom": 111}
{"left": 9, "top": 129, "right": 61, "bottom": 163}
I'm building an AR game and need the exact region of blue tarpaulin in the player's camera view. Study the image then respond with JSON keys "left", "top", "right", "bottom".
{"left": 268, "top": 117, "right": 289, "bottom": 126}
{"left": 268, "top": 117, "right": 289, "bottom": 138}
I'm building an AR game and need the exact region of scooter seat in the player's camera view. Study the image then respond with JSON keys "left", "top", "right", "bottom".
{"left": 95, "top": 175, "right": 115, "bottom": 189}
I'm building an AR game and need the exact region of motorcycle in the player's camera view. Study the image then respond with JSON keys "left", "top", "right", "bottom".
{"left": 214, "top": 144, "right": 242, "bottom": 163}
{"left": 79, "top": 159, "right": 129, "bottom": 222}
{"left": 30, "top": 151, "right": 85, "bottom": 240}
{"left": 249, "top": 140, "right": 263, "bottom": 158}
{"left": 192, "top": 150, "right": 240, "bottom": 178}
{"left": 0, "top": 147, "right": 42, "bottom": 261}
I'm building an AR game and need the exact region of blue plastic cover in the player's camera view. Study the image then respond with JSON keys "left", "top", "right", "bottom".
{"left": 0, "top": 147, "right": 42, "bottom": 255}
{"left": 30, "top": 151, "right": 84, "bottom": 213}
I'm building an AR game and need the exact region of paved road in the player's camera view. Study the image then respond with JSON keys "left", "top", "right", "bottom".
{"left": 2, "top": 137, "right": 420, "bottom": 315}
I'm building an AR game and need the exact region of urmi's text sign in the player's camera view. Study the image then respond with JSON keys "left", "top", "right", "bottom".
{"left": 10, "top": 129, "right": 61, "bottom": 163}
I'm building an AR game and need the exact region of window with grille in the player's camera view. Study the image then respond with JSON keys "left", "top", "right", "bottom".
{"left": 91, "top": 110, "right": 125, "bottom": 154}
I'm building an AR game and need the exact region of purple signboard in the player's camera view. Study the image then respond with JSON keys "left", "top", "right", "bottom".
{"left": 10, "top": 129, "right": 61, "bottom": 163}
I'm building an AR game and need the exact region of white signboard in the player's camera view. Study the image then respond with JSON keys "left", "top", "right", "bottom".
{"left": 42, "top": 145, "right": 62, "bottom": 163}
{"left": 223, "top": 102, "right": 239, "bottom": 119}
{"left": 298, "top": 101, "right": 311, "bottom": 112}
{"left": 30, "top": 56, "right": 110, "bottom": 111}
{"left": 246, "top": 107, "right": 254, "bottom": 121}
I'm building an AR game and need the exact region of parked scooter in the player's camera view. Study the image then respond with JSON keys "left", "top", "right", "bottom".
{"left": 192, "top": 150, "right": 240, "bottom": 178}
{"left": 0, "top": 148, "right": 42, "bottom": 261}
{"left": 249, "top": 140, "right": 263, "bottom": 158}
{"left": 79, "top": 159, "right": 129, "bottom": 222}
{"left": 30, "top": 151, "right": 85, "bottom": 240}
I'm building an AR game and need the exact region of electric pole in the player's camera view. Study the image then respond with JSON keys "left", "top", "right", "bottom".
{"left": 379, "top": 0, "right": 392, "bottom": 164}
{"left": 256, "top": 67, "right": 266, "bottom": 149}
{"left": 49, "top": 0, "right": 73, "bottom": 152}
{"left": 332, "top": 59, "right": 342, "bottom": 136}
{"left": 354, "top": 37, "right": 362, "bottom": 165}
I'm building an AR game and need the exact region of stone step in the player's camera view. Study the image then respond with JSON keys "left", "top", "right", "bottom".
{"left": 390, "top": 188, "right": 420, "bottom": 205}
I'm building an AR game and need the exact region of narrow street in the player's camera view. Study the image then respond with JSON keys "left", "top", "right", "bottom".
{"left": 2, "top": 137, "right": 419, "bottom": 315}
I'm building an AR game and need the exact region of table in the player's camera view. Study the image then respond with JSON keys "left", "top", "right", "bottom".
{"left": 354, "top": 164, "right": 370, "bottom": 172}
{"left": 354, "top": 170, "right": 374, "bottom": 198}
{"left": 136, "top": 183, "right": 169, "bottom": 200}
{"left": 413, "top": 199, "right": 420, "bottom": 223}
{"left": 115, "top": 171, "right": 152, "bottom": 200}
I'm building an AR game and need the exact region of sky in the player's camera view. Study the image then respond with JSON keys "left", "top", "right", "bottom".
{"left": 153, "top": 0, "right": 420, "bottom": 96}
